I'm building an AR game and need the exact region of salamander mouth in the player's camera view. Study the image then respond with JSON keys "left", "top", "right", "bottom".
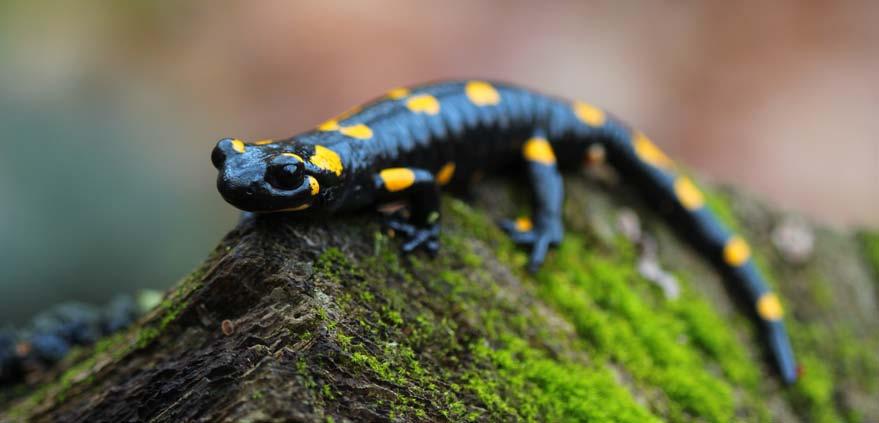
{"left": 217, "top": 174, "right": 314, "bottom": 213}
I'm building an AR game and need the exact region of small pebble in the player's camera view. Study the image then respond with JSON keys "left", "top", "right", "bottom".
{"left": 585, "top": 144, "right": 606, "bottom": 166}
{"left": 771, "top": 216, "right": 815, "bottom": 264}
{"left": 616, "top": 209, "right": 642, "bottom": 242}
{"left": 221, "top": 319, "right": 235, "bottom": 336}
{"left": 617, "top": 209, "right": 680, "bottom": 299}
{"left": 638, "top": 257, "right": 681, "bottom": 300}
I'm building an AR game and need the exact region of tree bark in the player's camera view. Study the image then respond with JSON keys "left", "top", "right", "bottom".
{"left": 2, "top": 175, "right": 877, "bottom": 422}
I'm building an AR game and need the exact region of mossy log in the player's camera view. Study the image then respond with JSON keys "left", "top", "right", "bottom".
{"left": 2, "top": 174, "right": 878, "bottom": 422}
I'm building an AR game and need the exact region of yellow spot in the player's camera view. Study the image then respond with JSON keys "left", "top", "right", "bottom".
{"left": 465, "top": 81, "right": 501, "bottom": 106}
{"left": 387, "top": 87, "right": 410, "bottom": 99}
{"left": 514, "top": 217, "right": 533, "bottom": 232}
{"left": 339, "top": 124, "right": 373, "bottom": 140}
{"left": 318, "top": 120, "right": 340, "bottom": 131}
{"left": 757, "top": 293, "right": 784, "bottom": 320}
{"left": 230, "top": 139, "right": 246, "bottom": 153}
{"left": 633, "top": 132, "right": 674, "bottom": 169}
{"left": 282, "top": 153, "right": 304, "bottom": 162}
{"left": 406, "top": 95, "right": 441, "bottom": 115}
{"left": 723, "top": 236, "right": 751, "bottom": 267}
{"left": 254, "top": 139, "right": 274, "bottom": 145}
{"left": 310, "top": 145, "right": 343, "bottom": 176}
{"left": 673, "top": 176, "right": 705, "bottom": 210}
{"left": 380, "top": 168, "right": 416, "bottom": 192}
{"left": 307, "top": 176, "right": 320, "bottom": 195}
{"left": 522, "top": 137, "right": 556, "bottom": 165}
{"left": 573, "top": 101, "right": 606, "bottom": 126}
{"left": 436, "top": 162, "right": 455, "bottom": 186}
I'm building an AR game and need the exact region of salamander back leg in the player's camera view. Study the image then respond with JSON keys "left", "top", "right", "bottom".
{"left": 499, "top": 134, "right": 564, "bottom": 272}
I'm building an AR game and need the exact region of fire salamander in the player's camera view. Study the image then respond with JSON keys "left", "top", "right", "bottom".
{"left": 211, "top": 80, "right": 799, "bottom": 384}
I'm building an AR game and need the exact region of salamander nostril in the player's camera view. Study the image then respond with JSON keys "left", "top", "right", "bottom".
{"left": 212, "top": 138, "right": 247, "bottom": 169}
{"left": 267, "top": 162, "right": 304, "bottom": 190}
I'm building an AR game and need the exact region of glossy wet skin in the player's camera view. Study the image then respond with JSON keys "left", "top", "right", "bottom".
{"left": 211, "top": 138, "right": 319, "bottom": 212}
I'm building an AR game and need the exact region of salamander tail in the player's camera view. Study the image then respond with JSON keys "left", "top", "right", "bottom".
{"left": 590, "top": 116, "right": 799, "bottom": 384}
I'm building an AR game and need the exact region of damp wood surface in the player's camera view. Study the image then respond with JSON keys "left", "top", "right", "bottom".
{"left": 1, "top": 174, "right": 877, "bottom": 422}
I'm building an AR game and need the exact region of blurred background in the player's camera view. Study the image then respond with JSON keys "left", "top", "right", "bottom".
{"left": 1, "top": 1, "right": 877, "bottom": 323}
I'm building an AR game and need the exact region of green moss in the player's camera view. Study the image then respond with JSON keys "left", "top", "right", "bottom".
{"left": 310, "top": 199, "right": 742, "bottom": 421}
{"left": 537, "top": 236, "right": 758, "bottom": 421}
{"left": 670, "top": 291, "right": 761, "bottom": 390}
{"left": 308, "top": 211, "right": 665, "bottom": 421}
{"left": 785, "top": 319, "right": 879, "bottom": 423}
{"left": 859, "top": 231, "right": 879, "bottom": 281}
{"left": 466, "top": 335, "right": 658, "bottom": 422}
{"left": 789, "top": 353, "right": 837, "bottom": 423}
{"left": 131, "top": 257, "right": 209, "bottom": 350}
{"left": 445, "top": 197, "right": 778, "bottom": 420}
{"left": 805, "top": 271, "right": 834, "bottom": 310}
{"left": 317, "top": 247, "right": 362, "bottom": 279}
{"left": 349, "top": 350, "right": 405, "bottom": 385}
{"left": 6, "top": 347, "right": 103, "bottom": 418}
{"left": 135, "top": 327, "right": 160, "bottom": 349}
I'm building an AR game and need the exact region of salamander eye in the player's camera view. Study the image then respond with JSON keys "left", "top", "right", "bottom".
{"left": 267, "top": 162, "right": 304, "bottom": 190}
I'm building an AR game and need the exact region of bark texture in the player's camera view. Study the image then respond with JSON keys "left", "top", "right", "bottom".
{"left": 2, "top": 174, "right": 877, "bottom": 422}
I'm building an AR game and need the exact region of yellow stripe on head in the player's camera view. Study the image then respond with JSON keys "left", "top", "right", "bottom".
{"left": 387, "top": 87, "right": 410, "bottom": 99}
{"left": 522, "top": 137, "right": 556, "bottom": 165}
{"left": 406, "top": 94, "right": 441, "bottom": 115}
{"left": 307, "top": 176, "right": 320, "bottom": 195}
{"left": 230, "top": 139, "right": 246, "bottom": 153}
{"left": 573, "top": 101, "right": 606, "bottom": 127}
{"left": 465, "top": 81, "right": 501, "bottom": 106}
{"left": 339, "top": 124, "right": 373, "bottom": 140}
{"left": 633, "top": 132, "right": 674, "bottom": 169}
{"left": 757, "top": 293, "right": 784, "bottom": 320}
{"left": 436, "top": 162, "right": 455, "bottom": 186}
{"left": 673, "top": 176, "right": 705, "bottom": 210}
{"left": 310, "top": 145, "right": 343, "bottom": 176}
{"left": 380, "top": 168, "right": 416, "bottom": 192}
{"left": 723, "top": 235, "right": 751, "bottom": 267}
{"left": 255, "top": 139, "right": 275, "bottom": 145}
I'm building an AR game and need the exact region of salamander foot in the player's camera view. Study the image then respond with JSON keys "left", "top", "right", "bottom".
{"left": 383, "top": 212, "right": 440, "bottom": 256}
{"left": 499, "top": 216, "right": 563, "bottom": 272}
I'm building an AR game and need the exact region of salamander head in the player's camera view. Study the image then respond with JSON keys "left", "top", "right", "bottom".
{"left": 211, "top": 138, "right": 342, "bottom": 213}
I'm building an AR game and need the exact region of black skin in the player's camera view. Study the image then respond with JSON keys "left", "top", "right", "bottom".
{"left": 211, "top": 79, "right": 799, "bottom": 384}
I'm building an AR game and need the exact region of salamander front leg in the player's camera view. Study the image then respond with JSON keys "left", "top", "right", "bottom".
{"left": 499, "top": 135, "right": 564, "bottom": 272}
{"left": 374, "top": 168, "right": 441, "bottom": 255}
